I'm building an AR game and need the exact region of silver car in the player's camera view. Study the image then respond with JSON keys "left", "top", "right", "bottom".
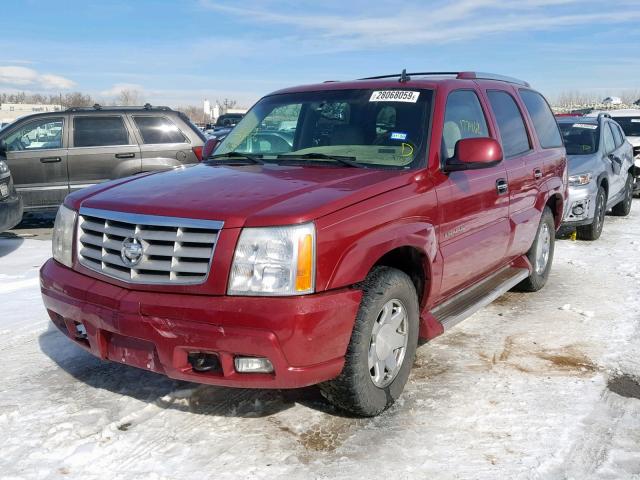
{"left": 557, "top": 114, "right": 634, "bottom": 240}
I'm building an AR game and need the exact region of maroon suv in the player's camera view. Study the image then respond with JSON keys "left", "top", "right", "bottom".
{"left": 41, "top": 71, "right": 566, "bottom": 416}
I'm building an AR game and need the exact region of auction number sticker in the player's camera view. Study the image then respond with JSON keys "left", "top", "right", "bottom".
{"left": 573, "top": 123, "right": 598, "bottom": 130}
{"left": 370, "top": 90, "right": 420, "bottom": 103}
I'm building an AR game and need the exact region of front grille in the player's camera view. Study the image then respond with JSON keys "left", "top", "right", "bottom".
{"left": 77, "top": 207, "right": 223, "bottom": 285}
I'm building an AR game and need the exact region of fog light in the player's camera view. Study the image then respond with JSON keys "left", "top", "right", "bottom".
{"left": 74, "top": 322, "right": 87, "bottom": 340}
{"left": 235, "top": 357, "right": 274, "bottom": 373}
{"left": 572, "top": 205, "right": 585, "bottom": 216}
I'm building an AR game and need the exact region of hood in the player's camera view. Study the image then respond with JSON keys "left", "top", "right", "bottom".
{"left": 76, "top": 163, "right": 410, "bottom": 228}
{"left": 566, "top": 153, "right": 600, "bottom": 175}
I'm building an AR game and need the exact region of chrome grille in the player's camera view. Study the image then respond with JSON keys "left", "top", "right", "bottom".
{"left": 77, "top": 207, "right": 223, "bottom": 285}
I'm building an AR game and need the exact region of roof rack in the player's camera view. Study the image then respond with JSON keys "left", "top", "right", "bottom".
{"left": 597, "top": 112, "right": 612, "bottom": 121}
{"left": 358, "top": 70, "right": 530, "bottom": 87}
{"left": 65, "top": 103, "right": 172, "bottom": 112}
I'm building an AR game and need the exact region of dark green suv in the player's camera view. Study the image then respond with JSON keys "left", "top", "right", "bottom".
{"left": 0, "top": 105, "right": 207, "bottom": 212}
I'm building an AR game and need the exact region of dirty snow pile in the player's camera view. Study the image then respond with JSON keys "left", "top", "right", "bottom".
{"left": 1, "top": 201, "right": 639, "bottom": 480}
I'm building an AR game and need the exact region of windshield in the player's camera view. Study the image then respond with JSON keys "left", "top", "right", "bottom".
{"left": 611, "top": 117, "right": 640, "bottom": 137}
{"left": 214, "top": 88, "right": 433, "bottom": 168}
{"left": 559, "top": 122, "right": 600, "bottom": 155}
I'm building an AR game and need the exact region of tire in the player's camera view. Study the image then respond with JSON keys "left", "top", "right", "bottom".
{"left": 611, "top": 174, "right": 633, "bottom": 217}
{"left": 576, "top": 186, "right": 606, "bottom": 241}
{"left": 515, "top": 206, "right": 555, "bottom": 292}
{"left": 319, "top": 266, "right": 419, "bottom": 417}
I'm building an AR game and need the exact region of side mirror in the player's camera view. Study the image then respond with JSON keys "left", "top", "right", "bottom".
{"left": 443, "top": 137, "right": 503, "bottom": 173}
{"left": 203, "top": 137, "right": 221, "bottom": 160}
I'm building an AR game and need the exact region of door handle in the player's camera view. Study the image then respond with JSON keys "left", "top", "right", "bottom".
{"left": 534, "top": 168, "right": 543, "bottom": 179}
{"left": 496, "top": 178, "right": 509, "bottom": 195}
{"left": 40, "top": 157, "right": 62, "bottom": 163}
{"left": 115, "top": 153, "right": 136, "bottom": 159}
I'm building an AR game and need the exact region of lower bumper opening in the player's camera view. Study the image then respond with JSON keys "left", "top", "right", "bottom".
{"left": 188, "top": 352, "right": 222, "bottom": 374}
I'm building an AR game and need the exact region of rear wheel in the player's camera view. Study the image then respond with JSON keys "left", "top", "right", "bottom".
{"left": 320, "top": 266, "right": 419, "bottom": 417}
{"left": 515, "top": 207, "right": 555, "bottom": 292}
{"left": 611, "top": 174, "right": 633, "bottom": 217}
{"left": 577, "top": 186, "right": 606, "bottom": 241}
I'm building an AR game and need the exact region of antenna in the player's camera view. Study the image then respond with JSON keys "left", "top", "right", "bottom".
{"left": 398, "top": 69, "right": 410, "bottom": 83}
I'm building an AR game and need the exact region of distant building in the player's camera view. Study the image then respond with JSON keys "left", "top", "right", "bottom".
{"left": 0, "top": 103, "right": 62, "bottom": 124}
{"left": 602, "top": 96, "right": 623, "bottom": 106}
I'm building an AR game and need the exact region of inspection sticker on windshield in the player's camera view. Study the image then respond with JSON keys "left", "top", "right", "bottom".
{"left": 370, "top": 91, "right": 420, "bottom": 103}
{"left": 573, "top": 123, "right": 598, "bottom": 129}
{"left": 390, "top": 132, "right": 408, "bottom": 140}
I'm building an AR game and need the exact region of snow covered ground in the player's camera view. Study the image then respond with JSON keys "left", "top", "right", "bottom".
{"left": 1, "top": 202, "right": 639, "bottom": 480}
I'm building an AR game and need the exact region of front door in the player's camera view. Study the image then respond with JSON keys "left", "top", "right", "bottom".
{"left": 1, "top": 116, "right": 69, "bottom": 209}
{"left": 67, "top": 114, "right": 141, "bottom": 193}
{"left": 435, "top": 89, "right": 510, "bottom": 300}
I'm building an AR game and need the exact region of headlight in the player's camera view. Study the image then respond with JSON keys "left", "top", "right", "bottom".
{"left": 52, "top": 205, "right": 77, "bottom": 268}
{"left": 228, "top": 223, "right": 315, "bottom": 296}
{"left": 0, "top": 161, "right": 8, "bottom": 175}
{"left": 568, "top": 172, "right": 592, "bottom": 186}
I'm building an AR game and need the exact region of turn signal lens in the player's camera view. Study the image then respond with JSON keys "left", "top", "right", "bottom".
{"left": 296, "top": 234, "right": 313, "bottom": 292}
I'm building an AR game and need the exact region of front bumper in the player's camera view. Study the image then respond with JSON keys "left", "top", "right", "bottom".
{"left": 40, "top": 259, "right": 362, "bottom": 389}
{"left": 561, "top": 182, "right": 598, "bottom": 227}
{"left": 0, "top": 189, "right": 23, "bottom": 232}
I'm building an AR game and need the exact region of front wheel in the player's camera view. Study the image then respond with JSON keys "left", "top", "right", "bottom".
{"left": 611, "top": 173, "right": 633, "bottom": 217}
{"left": 577, "top": 186, "right": 607, "bottom": 241}
{"left": 515, "top": 206, "right": 555, "bottom": 292}
{"left": 319, "top": 266, "right": 419, "bottom": 417}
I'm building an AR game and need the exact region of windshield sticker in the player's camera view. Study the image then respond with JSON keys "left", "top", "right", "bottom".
{"left": 390, "top": 132, "right": 408, "bottom": 140}
{"left": 631, "top": 119, "right": 640, "bottom": 123}
{"left": 401, "top": 143, "right": 414, "bottom": 157}
{"left": 370, "top": 91, "right": 420, "bottom": 103}
{"left": 572, "top": 123, "right": 598, "bottom": 130}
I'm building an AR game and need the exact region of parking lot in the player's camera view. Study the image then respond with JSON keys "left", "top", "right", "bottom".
{"left": 1, "top": 201, "right": 639, "bottom": 480}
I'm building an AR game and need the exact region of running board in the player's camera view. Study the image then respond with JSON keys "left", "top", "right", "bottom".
{"left": 432, "top": 266, "right": 530, "bottom": 331}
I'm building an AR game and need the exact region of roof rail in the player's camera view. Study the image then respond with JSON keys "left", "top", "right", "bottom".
{"left": 358, "top": 70, "right": 530, "bottom": 87}
{"left": 65, "top": 104, "right": 172, "bottom": 112}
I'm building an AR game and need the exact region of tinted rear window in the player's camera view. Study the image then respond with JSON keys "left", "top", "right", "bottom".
{"left": 74, "top": 116, "right": 129, "bottom": 147}
{"left": 519, "top": 90, "right": 563, "bottom": 148}
{"left": 487, "top": 90, "right": 530, "bottom": 157}
{"left": 133, "top": 116, "right": 187, "bottom": 144}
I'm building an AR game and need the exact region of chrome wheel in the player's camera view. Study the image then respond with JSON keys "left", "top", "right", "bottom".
{"left": 368, "top": 299, "right": 409, "bottom": 388}
{"left": 535, "top": 223, "right": 551, "bottom": 275}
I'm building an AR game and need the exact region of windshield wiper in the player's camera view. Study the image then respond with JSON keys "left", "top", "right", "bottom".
{"left": 208, "top": 152, "right": 265, "bottom": 164}
{"left": 276, "top": 153, "right": 365, "bottom": 168}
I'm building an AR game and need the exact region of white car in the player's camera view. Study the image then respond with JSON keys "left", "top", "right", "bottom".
{"left": 588, "top": 109, "right": 640, "bottom": 195}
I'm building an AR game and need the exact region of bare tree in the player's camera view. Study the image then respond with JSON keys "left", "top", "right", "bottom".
{"left": 115, "top": 89, "right": 143, "bottom": 106}
{"left": 178, "top": 105, "right": 206, "bottom": 124}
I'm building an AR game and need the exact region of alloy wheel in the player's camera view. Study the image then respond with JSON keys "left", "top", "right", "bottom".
{"left": 368, "top": 299, "right": 409, "bottom": 388}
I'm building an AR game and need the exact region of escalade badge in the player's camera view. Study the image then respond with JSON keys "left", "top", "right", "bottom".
{"left": 121, "top": 237, "right": 143, "bottom": 267}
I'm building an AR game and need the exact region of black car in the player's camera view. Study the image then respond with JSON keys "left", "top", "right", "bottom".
{"left": 0, "top": 160, "right": 23, "bottom": 232}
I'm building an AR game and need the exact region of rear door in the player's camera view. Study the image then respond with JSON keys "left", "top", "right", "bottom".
{"left": 1, "top": 115, "right": 69, "bottom": 209}
{"left": 129, "top": 114, "right": 196, "bottom": 169}
{"left": 484, "top": 88, "right": 540, "bottom": 256}
{"left": 435, "top": 89, "right": 510, "bottom": 299}
{"left": 606, "top": 121, "right": 627, "bottom": 199}
{"left": 67, "top": 114, "right": 141, "bottom": 193}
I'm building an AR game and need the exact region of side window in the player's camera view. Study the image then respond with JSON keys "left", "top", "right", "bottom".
{"left": 487, "top": 90, "right": 531, "bottom": 158}
{"left": 2, "top": 118, "right": 64, "bottom": 151}
{"left": 133, "top": 116, "right": 187, "bottom": 144}
{"left": 610, "top": 122, "right": 624, "bottom": 148}
{"left": 73, "top": 116, "right": 129, "bottom": 147}
{"left": 519, "top": 90, "right": 563, "bottom": 148}
{"left": 442, "top": 90, "right": 489, "bottom": 159}
{"left": 603, "top": 123, "right": 616, "bottom": 154}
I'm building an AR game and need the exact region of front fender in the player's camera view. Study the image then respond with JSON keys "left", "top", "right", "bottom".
{"left": 322, "top": 219, "right": 439, "bottom": 295}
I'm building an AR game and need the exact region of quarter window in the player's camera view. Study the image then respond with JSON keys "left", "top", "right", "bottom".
{"left": 133, "top": 116, "right": 187, "bottom": 144}
{"left": 2, "top": 118, "right": 64, "bottom": 151}
{"left": 442, "top": 90, "right": 489, "bottom": 160}
{"left": 487, "top": 90, "right": 530, "bottom": 158}
{"left": 73, "top": 116, "right": 129, "bottom": 147}
{"left": 519, "top": 90, "right": 563, "bottom": 148}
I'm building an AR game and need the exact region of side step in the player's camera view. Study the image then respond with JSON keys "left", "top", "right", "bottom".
{"left": 432, "top": 266, "right": 530, "bottom": 330}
